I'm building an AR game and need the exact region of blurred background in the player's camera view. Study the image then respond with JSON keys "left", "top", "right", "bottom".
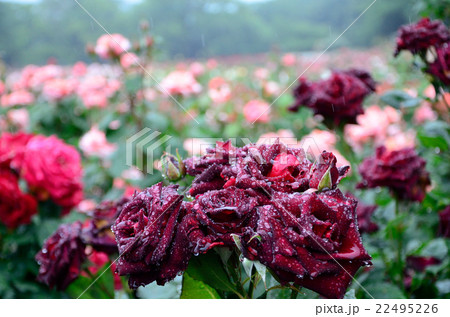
{"left": 0, "top": 0, "right": 422, "bottom": 66}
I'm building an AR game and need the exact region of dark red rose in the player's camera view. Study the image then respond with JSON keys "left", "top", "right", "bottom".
{"left": 438, "top": 206, "right": 450, "bottom": 238}
{"left": 358, "top": 146, "right": 430, "bottom": 202}
{"left": 0, "top": 132, "right": 34, "bottom": 170}
{"left": 186, "top": 141, "right": 349, "bottom": 197}
{"left": 184, "top": 140, "right": 243, "bottom": 176}
{"left": 0, "top": 169, "right": 38, "bottom": 229}
{"left": 289, "top": 69, "right": 376, "bottom": 126}
{"left": 394, "top": 18, "right": 450, "bottom": 57}
{"left": 112, "top": 183, "right": 191, "bottom": 289}
{"left": 36, "top": 221, "right": 86, "bottom": 290}
{"left": 346, "top": 193, "right": 379, "bottom": 234}
{"left": 189, "top": 187, "right": 267, "bottom": 251}
{"left": 82, "top": 197, "right": 129, "bottom": 254}
{"left": 221, "top": 142, "right": 313, "bottom": 193}
{"left": 185, "top": 141, "right": 248, "bottom": 196}
{"left": 426, "top": 44, "right": 450, "bottom": 87}
{"left": 21, "top": 135, "right": 83, "bottom": 213}
{"left": 240, "top": 189, "right": 371, "bottom": 299}
{"left": 406, "top": 255, "right": 441, "bottom": 272}
{"left": 345, "top": 68, "right": 377, "bottom": 92}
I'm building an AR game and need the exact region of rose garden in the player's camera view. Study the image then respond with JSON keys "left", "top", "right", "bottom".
{"left": 0, "top": 10, "right": 449, "bottom": 299}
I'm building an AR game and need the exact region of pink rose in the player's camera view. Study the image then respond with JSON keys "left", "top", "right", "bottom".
{"left": 120, "top": 53, "right": 139, "bottom": 69}
{"left": 21, "top": 135, "right": 83, "bottom": 212}
{"left": 79, "top": 126, "right": 117, "bottom": 158}
{"left": 208, "top": 77, "right": 231, "bottom": 104}
{"left": 160, "top": 70, "right": 202, "bottom": 97}
{"left": 189, "top": 62, "right": 205, "bottom": 77}
{"left": 281, "top": 53, "right": 296, "bottom": 67}
{"left": 7, "top": 109, "right": 29, "bottom": 130}
{"left": 43, "top": 78, "right": 78, "bottom": 101}
{"left": 1, "top": 90, "right": 34, "bottom": 107}
{"left": 94, "top": 34, "right": 131, "bottom": 59}
{"left": 414, "top": 103, "right": 437, "bottom": 124}
{"left": 72, "top": 62, "right": 87, "bottom": 77}
{"left": 243, "top": 99, "right": 270, "bottom": 123}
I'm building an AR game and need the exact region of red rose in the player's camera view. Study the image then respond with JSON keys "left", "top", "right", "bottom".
{"left": 358, "top": 146, "right": 430, "bottom": 202}
{"left": 0, "top": 132, "right": 34, "bottom": 170}
{"left": 82, "top": 197, "right": 129, "bottom": 254}
{"left": 0, "top": 169, "right": 37, "bottom": 229}
{"left": 36, "top": 221, "right": 86, "bottom": 290}
{"left": 112, "top": 183, "right": 191, "bottom": 289}
{"left": 426, "top": 44, "right": 450, "bottom": 86}
{"left": 289, "top": 69, "right": 376, "bottom": 126}
{"left": 21, "top": 135, "right": 83, "bottom": 212}
{"left": 394, "top": 18, "right": 450, "bottom": 57}
{"left": 189, "top": 187, "right": 267, "bottom": 251}
{"left": 438, "top": 206, "right": 450, "bottom": 238}
{"left": 240, "top": 190, "right": 371, "bottom": 298}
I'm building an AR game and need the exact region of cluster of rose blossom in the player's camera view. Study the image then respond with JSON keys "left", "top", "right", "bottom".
{"left": 93, "top": 33, "right": 140, "bottom": 69}
{"left": 394, "top": 18, "right": 450, "bottom": 90}
{"left": 0, "top": 133, "right": 83, "bottom": 228}
{"left": 0, "top": 62, "right": 122, "bottom": 114}
{"left": 110, "top": 141, "right": 372, "bottom": 298}
{"left": 344, "top": 105, "right": 416, "bottom": 152}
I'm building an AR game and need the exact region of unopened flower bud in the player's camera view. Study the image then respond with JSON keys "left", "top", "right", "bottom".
{"left": 161, "top": 150, "right": 186, "bottom": 181}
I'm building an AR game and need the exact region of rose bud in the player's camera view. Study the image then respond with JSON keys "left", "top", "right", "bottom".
{"left": 161, "top": 150, "right": 186, "bottom": 181}
{"left": 358, "top": 146, "right": 431, "bottom": 202}
{"left": 394, "top": 18, "right": 450, "bottom": 57}
{"left": 426, "top": 44, "right": 450, "bottom": 87}
{"left": 112, "top": 183, "right": 191, "bottom": 288}
{"left": 308, "top": 151, "right": 349, "bottom": 190}
{"left": 438, "top": 206, "right": 450, "bottom": 238}
{"left": 289, "top": 69, "right": 376, "bottom": 126}
{"left": 82, "top": 197, "right": 129, "bottom": 254}
{"left": 240, "top": 190, "right": 371, "bottom": 299}
{"left": 21, "top": 135, "right": 83, "bottom": 213}
{"left": 36, "top": 221, "right": 86, "bottom": 290}
{"left": 0, "top": 169, "right": 37, "bottom": 229}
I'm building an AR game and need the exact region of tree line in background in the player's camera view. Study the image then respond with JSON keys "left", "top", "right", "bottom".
{"left": 0, "top": 0, "right": 428, "bottom": 67}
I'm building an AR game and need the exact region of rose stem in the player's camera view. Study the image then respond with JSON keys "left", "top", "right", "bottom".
{"left": 290, "top": 287, "right": 298, "bottom": 299}
{"left": 247, "top": 266, "right": 257, "bottom": 299}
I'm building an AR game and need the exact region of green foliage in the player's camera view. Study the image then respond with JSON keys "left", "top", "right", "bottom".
{"left": 0, "top": 0, "right": 416, "bottom": 66}
{"left": 181, "top": 273, "right": 221, "bottom": 299}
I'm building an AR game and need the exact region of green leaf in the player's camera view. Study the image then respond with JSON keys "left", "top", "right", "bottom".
{"left": 421, "top": 238, "right": 448, "bottom": 260}
{"left": 66, "top": 264, "right": 114, "bottom": 299}
{"left": 317, "top": 166, "right": 332, "bottom": 191}
{"left": 380, "top": 90, "right": 422, "bottom": 109}
{"left": 436, "top": 279, "right": 450, "bottom": 295}
{"left": 180, "top": 273, "right": 221, "bottom": 299}
{"left": 344, "top": 289, "right": 356, "bottom": 299}
{"left": 186, "top": 252, "right": 237, "bottom": 294}
{"left": 365, "top": 282, "right": 406, "bottom": 299}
